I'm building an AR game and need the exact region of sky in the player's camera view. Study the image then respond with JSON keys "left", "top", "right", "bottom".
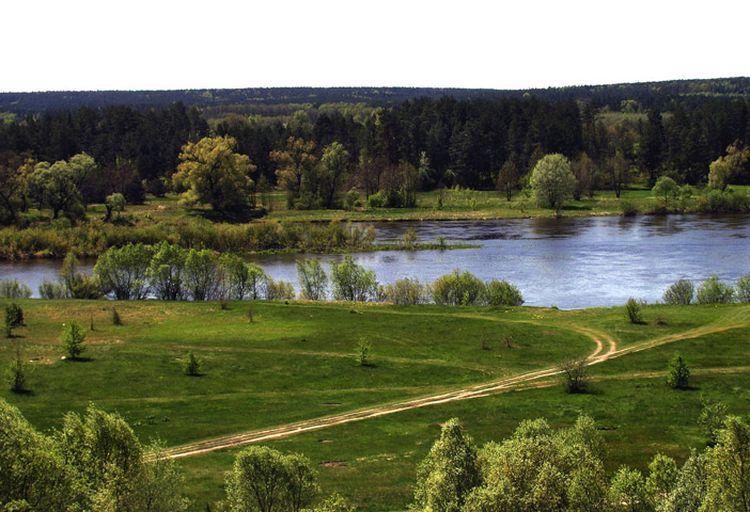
{"left": 2, "top": 0, "right": 749, "bottom": 92}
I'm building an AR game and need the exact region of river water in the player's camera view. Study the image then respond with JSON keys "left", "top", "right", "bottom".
{"left": 2, "top": 215, "right": 749, "bottom": 309}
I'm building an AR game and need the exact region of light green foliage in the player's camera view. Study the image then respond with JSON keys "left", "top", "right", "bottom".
{"left": 60, "top": 252, "right": 101, "bottom": 299}
{"left": 0, "top": 279, "right": 32, "bottom": 299}
{"left": 431, "top": 271, "right": 486, "bottom": 306}
{"left": 696, "top": 275, "right": 735, "bottom": 304}
{"left": 330, "top": 256, "right": 378, "bottom": 302}
{"left": 173, "top": 136, "right": 256, "bottom": 213}
{"left": 484, "top": 279, "right": 524, "bottom": 306}
{"left": 608, "top": 467, "right": 651, "bottom": 512}
{"left": 736, "top": 274, "right": 750, "bottom": 303}
{"left": 297, "top": 259, "right": 328, "bottom": 300}
{"left": 702, "top": 416, "right": 750, "bottom": 511}
{"left": 652, "top": 176, "right": 679, "bottom": 206}
{"left": 148, "top": 242, "right": 187, "bottom": 300}
{"left": 708, "top": 143, "right": 749, "bottom": 190}
{"left": 699, "top": 398, "right": 728, "bottom": 446}
{"left": 61, "top": 321, "right": 86, "bottom": 360}
{"left": 626, "top": 298, "right": 644, "bottom": 324}
{"left": 183, "top": 249, "right": 221, "bottom": 301}
{"left": 413, "top": 418, "right": 480, "bottom": 512}
{"left": 659, "top": 451, "right": 708, "bottom": 512}
{"left": 356, "top": 339, "right": 372, "bottom": 367}
{"left": 39, "top": 280, "right": 67, "bottom": 299}
{"left": 104, "top": 192, "right": 126, "bottom": 221}
{"left": 308, "top": 493, "right": 356, "bottom": 512}
{"left": 183, "top": 351, "right": 202, "bottom": 376}
{"left": 266, "top": 278, "right": 295, "bottom": 300}
{"left": 529, "top": 154, "right": 577, "bottom": 214}
{"left": 380, "top": 278, "right": 428, "bottom": 305}
{"left": 666, "top": 353, "right": 690, "bottom": 390}
{"left": 459, "top": 416, "right": 607, "bottom": 512}
{"left": 662, "top": 279, "right": 694, "bottom": 305}
{"left": 222, "top": 253, "right": 265, "bottom": 300}
{"left": 94, "top": 243, "right": 153, "bottom": 300}
{"left": 225, "top": 445, "right": 318, "bottom": 512}
{"left": 644, "top": 454, "right": 678, "bottom": 505}
{"left": 27, "top": 153, "right": 95, "bottom": 219}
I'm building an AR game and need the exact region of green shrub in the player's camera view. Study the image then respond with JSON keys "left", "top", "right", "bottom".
{"left": 111, "top": 308, "right": 122, "bottom": 326}
{"left": 266, "top": 278, "right": 295, "bottom": 300}
{"left": 183, "top": 249, "right": 221, "bottom": 301}
{"left": 94, "top": 243, "right": 153, "bottom": 300}
{"left": 380, "top": 278, "right": 427, "bottom": 305}
{"left": 356, "top": 339, "right": 373, "bottom": 367}
{"left": 485, "top": 280, "right": 524, "bottom": 306}
{"left": 625, "top": 298, "right": 644, "bottom": 324}
{"left": 696, "top": 275, "right": 735, "bottom": 304}
{"left": 666, "top": 353, "right": 690, "bottom": 389}
{"left": 560, "top": 358, "right": 589, "bottom": 393}
{"left": 432, "top": 270, "right": 486, "bottom": 306}
{"left": 297, "top": 259, "right": 328, "bottom": 301}
{"left": 662, "top": 279, "right": 694, "bottom": 305}
{"left": 402, "top": 228, "right": 418, "bottom": 249}
{"left": 61, "top": 322, "right": 86, "bottom": 360}
{"left": 38, "top": 280, "right": 68, "bottom": 299}
{"left": 330, "top": 256, "right": 378, "bottom": 302}
{"left": 736, "top": 274, "right": 750, "bottom": 303}
{"left": 6, "top": 356, "right": 27, "bottom": 393}
{"left": 4, "top": 303, "right": 24, "bottom": 337}
{"left": 0, "top": 280, "right": 32, "bottom": 299}
{"left": 183, "top": 352, "right": 202, "bottom": 376}
{"left": 620, "top": 199, "right": 639, "bottom": 217}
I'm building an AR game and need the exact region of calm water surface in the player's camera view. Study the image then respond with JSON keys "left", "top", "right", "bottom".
{"left": 2, "top": 215, "right": 749, "bottom": 309}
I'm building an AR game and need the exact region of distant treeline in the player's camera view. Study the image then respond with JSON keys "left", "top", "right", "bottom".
{"left": 2, "top": 77, "right": 750, "bottom": 114}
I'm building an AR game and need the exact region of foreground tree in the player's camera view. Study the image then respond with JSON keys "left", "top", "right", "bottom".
{"left": 413, "top": 418, "right": 481, "bottom": 512}
{"left": 529, "top": 153, "right": 577, "bottom": 215}
{"left": 173, "top": 136, "right": 256, "bottom": 214}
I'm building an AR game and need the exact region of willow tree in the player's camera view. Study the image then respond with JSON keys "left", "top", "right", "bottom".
{"left": 173, "top": 136, "right": 255, "bottom": 214}
{"left": 529, "top": 153, "right": 577, "bottom": 215}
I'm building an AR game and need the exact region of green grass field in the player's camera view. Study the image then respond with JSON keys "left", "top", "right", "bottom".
{"left": 1, "top": 299, "right": 749, "bottom": 510}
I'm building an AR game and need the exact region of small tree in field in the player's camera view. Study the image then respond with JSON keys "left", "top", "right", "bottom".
{"left": 626, "top": 298, "right": 644, "bottom": 324}
{"left": 4, "top": 303, "right": 24, "bottom": 337}
{"left": 356, "top": 339, "right": 373, "bottom": 367}
{"left": 666, "top": 353, "right": 690, "bottom": 390}
{"left": 6, "top": 341, "right": 27, "bottom": 393}
{"left": 61, "top": 322, "right": 86, "bottom": 360}
{"left": 560, "top": 358, "right": 589, "bottom": 393}
{"left": 183, "top": 352, "right": 202, "bottom": 376}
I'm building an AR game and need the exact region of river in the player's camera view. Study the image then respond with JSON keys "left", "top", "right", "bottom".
{"left": 1, "top": 214, "right": 749, "bottom": 309}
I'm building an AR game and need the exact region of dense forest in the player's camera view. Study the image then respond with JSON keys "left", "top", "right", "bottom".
{"left": 0, "top": 78, "right": 749, "bottom": 219}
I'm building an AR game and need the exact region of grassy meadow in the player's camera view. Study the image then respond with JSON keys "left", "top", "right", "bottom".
{"left": 1, "top": 299, "right": 749, "bottom": 510}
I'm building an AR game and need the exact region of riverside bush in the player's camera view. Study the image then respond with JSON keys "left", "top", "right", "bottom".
{"left": 485, "top": 279, "right": 524, "bottom": 306}
{"left": 380, "top": 278, "right": 428, "bottom": 305}
{"left": 432, "top": 270, "right": 486, "bottom": 306}
{"left": 662, "top": 279, "right": 694, "bottom": 305}
{"left": 0, "top": 279, "right": 32, "bottom": 299}
{"left": 696, "top": 275, "right": 735, "bottom": 304}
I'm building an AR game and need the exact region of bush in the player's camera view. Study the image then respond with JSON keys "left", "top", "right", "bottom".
{"left": 266, "top": 278, "right": 295, "bottom": 300}
{"left": 485, "top": 280, "right": 524, "bottom": 306}
{"left": 0, "top": 279, "right": 32, "bottom": 299}
{"left": 736, "top": 274, "right": 750, "bottom": 303}
{"left": 60, "top": 253, "right": 102, "bottom": 299}
{"left": 432, "top": 270, "right": 486, "bottom": 306}
{"left": 183, "top": 352, "right": 202, "bottom": 376}
{"left": 61, "top": 322, "right": 86, "bottom": 360}
{"left": 666, "top": 353, "right": 690, "bottom": 389}
{"left": 402, "top": 228, "right": 418, "bottom": 249}
{"left": 148, "top": 241, "right": 187, "bottom": 300}
{"left": 297, "top": 259, "right": 328, "bottom": 300}
{"left": 94, "top": 243, "right": 153, "bottom": 300}
{"left": 560, "top": 358, "right": 589, "bottom": 393}
{"left": 662, "top": 279, "right": 694, "bottom": 305}
{"left": 221, "top": 253, "right": 266, "bottom": 300}
{"left": 4, "top": 303, "right": 24, "bottom": 337}
{"left": 183, "top": 249, "right": 222, "bottom": 301}
{"left": 620, "top": 199, "right": 639, "bottom": 216}
{"left": 330, "top": 256, "right": 378, "bottom": 302}
{"left": 356, "top": 339, "right": 373, "bottom": 367}
{"left": 111, "top": 308, "right": 122, "bottom": 325}
{"left": 696, "top": 275, "right": 735, "bottom": 304}
{"left": 38, "top": 280, "right": 68, "bottom": 299}
{"left": 625, "top": 298, "right": 644, "bottom": 324}
{"left": 380, "top": 278, "right": 428, "bottom": 305}
{"left": 6, "top": 356, "right": 27, "bottom": 393}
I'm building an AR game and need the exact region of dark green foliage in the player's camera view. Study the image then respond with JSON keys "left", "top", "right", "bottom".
{"left": 184, "top": 352, "right": 202, "bottom": 377}
{"left": 111, "top": 307, "right": 122, "bottom": 325}
{"left": 61, "top": 322, "right": 86, "bottom": 360}
{"left": 560, "top": 358, "right": 589, "bottom": 393}
{"left": 485, "top": 279, "right": 524, "bottom": 306}
{"left": 667, "top": 353, "right": 690, "bottom": 389}
{"left": 4, "top": 303, "right": 23, "bottom": 337}
{"left": 432, "top": 271, "right": 486, "bottom": 306}
{"left": 663, "top": 279, "right": 694, "bottom": 305}
{"left": 626, "top": 298, "right": 644, "bottom": 324}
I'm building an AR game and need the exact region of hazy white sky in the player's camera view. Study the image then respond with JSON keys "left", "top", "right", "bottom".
{"left": 2, "top": 0, "right": 748, "bottom": 92}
